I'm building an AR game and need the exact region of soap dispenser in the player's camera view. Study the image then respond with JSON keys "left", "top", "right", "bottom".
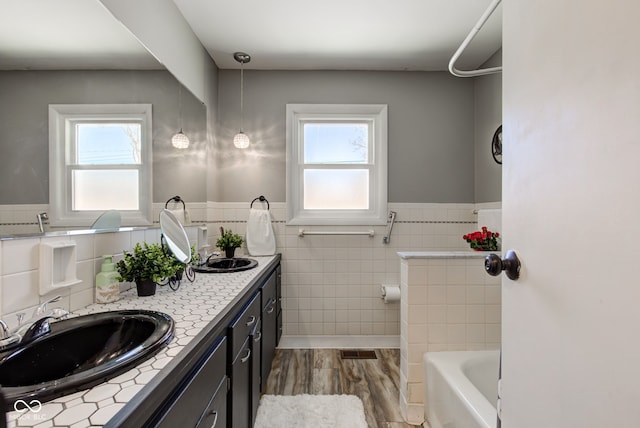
{"left": 96, "top": 255, "right": 120, "bottom": 303}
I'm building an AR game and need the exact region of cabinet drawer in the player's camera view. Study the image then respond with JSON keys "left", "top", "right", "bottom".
{"left": 156, "top": 336, "right": 227, "bottom": 428}
{"left": 228, "top": 292, "right": 260, "bottom": 358}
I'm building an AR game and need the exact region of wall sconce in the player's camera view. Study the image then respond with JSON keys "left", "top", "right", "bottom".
{"left": 233, "top": 52, "right": 251, "bottom": 149}
{"left": 171, "top": 83, "right": 190, "bottom": 149}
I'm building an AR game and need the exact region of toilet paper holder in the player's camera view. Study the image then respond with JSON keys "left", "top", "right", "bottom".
{"left": 380, "top": 284, "right": 401, "bottom": 303}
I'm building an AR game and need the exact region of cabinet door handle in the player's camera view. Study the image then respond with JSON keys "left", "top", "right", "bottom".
{"left": 209, "top": 410, "right": 218, "bottom": 428}
{"left": 269, "top": 297, "right": 277, "bottom": 306}
{"left": 245, "top": 315, "right": 256, "bottom": 327}
{"left": 254, "top": 331, "right": 262, "bottom": 343}
{"left": 240, "top": 348, "right": 251, "bottom": 363}
{"left": 266, "top": 305, "right": 275, "bottom": 314}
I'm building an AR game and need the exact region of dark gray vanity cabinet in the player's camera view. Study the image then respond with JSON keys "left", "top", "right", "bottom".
{"left": 154, "top": 337, "right": 227, "bottom": 428}
{"left": 227, "top": 292, "right": 261, "bottom": 428}
{"left": 108, "top": 256, "right": 282, "bottom": 428}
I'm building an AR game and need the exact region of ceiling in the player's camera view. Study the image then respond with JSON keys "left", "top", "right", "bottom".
{"left": 174, "top": 0, "right": 502, "bottom": 71}
{"left": 0, "top": 0, "right": 501, "bottom": 71}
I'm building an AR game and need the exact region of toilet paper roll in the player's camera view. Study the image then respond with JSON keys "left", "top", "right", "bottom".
{"left": 381, "top": 284, "right": 401, "bottom": 303}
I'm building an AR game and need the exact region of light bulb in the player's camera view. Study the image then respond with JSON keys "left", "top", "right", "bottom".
{"left": 233, "top": 131, "right": 250, "bottom": 149}
{"left": 171, "top": 130, "right": 190, "bottom": 149}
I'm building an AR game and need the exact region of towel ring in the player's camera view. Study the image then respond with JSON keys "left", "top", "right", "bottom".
{"left": 250, "top": 195, "right": 269, "bottom": 210}
{"left": 165, "top": 196, "right": 185, "bottom": 210}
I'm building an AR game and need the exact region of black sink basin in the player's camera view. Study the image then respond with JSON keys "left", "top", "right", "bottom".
{"left": 0, "top": 310, "right": 174, "bottom": 408}
{"left": 193, "top": 257, "right": 258, "bottom": 273}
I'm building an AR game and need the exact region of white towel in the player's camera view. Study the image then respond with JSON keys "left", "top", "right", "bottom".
{"left": 246, "top": 208, "right": 276, "bottom": 256}
{"left": 168, "top": 208, "right": 190, "bottom": 225}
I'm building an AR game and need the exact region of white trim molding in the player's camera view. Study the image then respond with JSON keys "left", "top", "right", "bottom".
{"left": 48, "top": 103, "right": 153, "bottom": 227}
{"left": 286, "top": 103, "right": 388, "bottom": 226}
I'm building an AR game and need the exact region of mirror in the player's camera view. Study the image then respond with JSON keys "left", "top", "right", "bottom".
{"left": 159, "top": 209, "right": 191, "bottom": 264}
{"left": 0, "top": 1, "right": 207, "bottom": 236}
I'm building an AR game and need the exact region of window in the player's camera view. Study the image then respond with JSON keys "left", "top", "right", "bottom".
{"left": 49, "top": 104, "right": 153, "bottom": 227}
{"left": 286, "top": 104, "right": 388, "bottom": 225}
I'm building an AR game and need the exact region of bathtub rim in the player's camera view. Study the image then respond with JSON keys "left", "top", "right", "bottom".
{"left": 425, "top": 349, "right": 499, "bottom": 428}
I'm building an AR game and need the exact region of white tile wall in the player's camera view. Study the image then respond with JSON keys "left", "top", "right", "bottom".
{"left": 206, "top": 201, "right": 497, "bottom": 339}
{"left": 0, "top": 225, "right": 202, "bottom": 325}
{"left": 0, "top": 201, "right": 502, "bottom": 345}
{"left": 0, "top": 200, "right": 212, "bottom": 324}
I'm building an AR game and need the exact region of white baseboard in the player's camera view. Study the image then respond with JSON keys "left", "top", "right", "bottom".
{"left": 278, "top": 335, "right": 400, "bottom": 349}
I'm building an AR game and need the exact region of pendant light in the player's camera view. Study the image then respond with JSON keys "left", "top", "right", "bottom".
{"left": 233, "top": 52, "right": 251, "bottom": 149}
{"left": 171, "top": 83, "right": 190, "bottom": 149}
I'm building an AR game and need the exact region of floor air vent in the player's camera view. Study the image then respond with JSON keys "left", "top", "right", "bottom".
{"left": 340, "top": 350, "right": 377, "bottom": 360}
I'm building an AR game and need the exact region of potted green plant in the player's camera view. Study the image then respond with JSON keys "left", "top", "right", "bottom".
{"left": 116, "top": 242, "right": 180, "bottom": 296}
{"left": 216, "top": 228, "right": 244, "bottom": 258}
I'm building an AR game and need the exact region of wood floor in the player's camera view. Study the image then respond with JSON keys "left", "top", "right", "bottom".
{"left": 263, "top": 349, "right": 422, "bottom": 428}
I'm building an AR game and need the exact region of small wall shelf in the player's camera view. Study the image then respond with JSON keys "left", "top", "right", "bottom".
{"left": 40, "top": 241, "right": 82, "bottom": 295}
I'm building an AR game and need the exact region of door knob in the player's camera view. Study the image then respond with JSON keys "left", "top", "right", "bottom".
{"left": 485, "top": 250, "right": 521, "bottom": 280}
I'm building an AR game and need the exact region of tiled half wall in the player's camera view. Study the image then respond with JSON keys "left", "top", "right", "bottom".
{"left": 398, "top": 252, "right": 501, "bottom": 424}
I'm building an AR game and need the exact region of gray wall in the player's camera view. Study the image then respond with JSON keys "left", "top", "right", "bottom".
{"left": 206, "top": 65, "right": 220, "bottom": 203}
{"left": 0, "top": 70, "right": 207, "bottom": 205}
{"left": 1, "top": 67, "right": 501, "bottom": 207}
{"left": 215, "top": 70, "right": 477, "bottom": 203}
{"left": 474, "top": 49, "right": 503, "bottom": 202}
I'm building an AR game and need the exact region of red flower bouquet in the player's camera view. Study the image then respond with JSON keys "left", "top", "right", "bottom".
{"left": 463, "top": 226, "right": 500, "bottom": 251}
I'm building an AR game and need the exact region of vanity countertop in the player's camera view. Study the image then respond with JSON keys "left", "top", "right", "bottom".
{"left": 6, "top": 255, "right": 278, "bottom": 428}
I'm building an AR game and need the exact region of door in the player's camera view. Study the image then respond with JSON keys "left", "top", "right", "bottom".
{"left": 250, "top": 319, "right": 262, "bottom": 427}
{"left": 502, "top": 1, "right": 640, "bottom": 427}
{"left": 229, "top": 337, "right": 252, "bottom": 428}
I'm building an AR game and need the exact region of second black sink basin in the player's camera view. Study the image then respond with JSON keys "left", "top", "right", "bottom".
{"left": 0, "top": 309, "right": 174, "bottom": 408}
{"left": 193, "top": 257, "right": 258, "bottom": 273}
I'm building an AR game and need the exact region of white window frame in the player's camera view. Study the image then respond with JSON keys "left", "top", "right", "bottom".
{"left": 48, "top": 104, "right": 153, "bottom": 227}
{"left": 286, "top": 104, "right": 388, "bottom": 225}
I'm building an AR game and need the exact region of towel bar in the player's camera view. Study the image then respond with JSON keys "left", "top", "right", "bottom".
{"left": 165, "top": 195, "right": 185, "bottom": 210}
{"left": 250, "top": 195, "right": 269, "bottom": 210}
{"left": 298, "top": 229, "right": 375, "bottom": 237}
{"left": 382, "top": 211, "right": 397, "bottom": 244}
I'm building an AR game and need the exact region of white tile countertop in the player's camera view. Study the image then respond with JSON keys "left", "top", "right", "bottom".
{"left": 6, "top": 255, "right": 278, "bottom": 428}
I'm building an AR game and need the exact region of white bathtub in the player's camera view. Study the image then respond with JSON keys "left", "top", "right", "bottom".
{"left": 424, "top": 350, "right": 499, "bottom": 428}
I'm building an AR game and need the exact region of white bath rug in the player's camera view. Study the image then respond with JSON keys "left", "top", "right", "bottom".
{"left": 253, "top": 394, "right": 368, "bottom": 428}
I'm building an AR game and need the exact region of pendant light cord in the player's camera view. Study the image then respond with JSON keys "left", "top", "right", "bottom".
{"left": 239, "top": 63, "right": 244, "bottom": 132}
{"left": 178, "top": 84, "right": 183, "bottom": 131}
